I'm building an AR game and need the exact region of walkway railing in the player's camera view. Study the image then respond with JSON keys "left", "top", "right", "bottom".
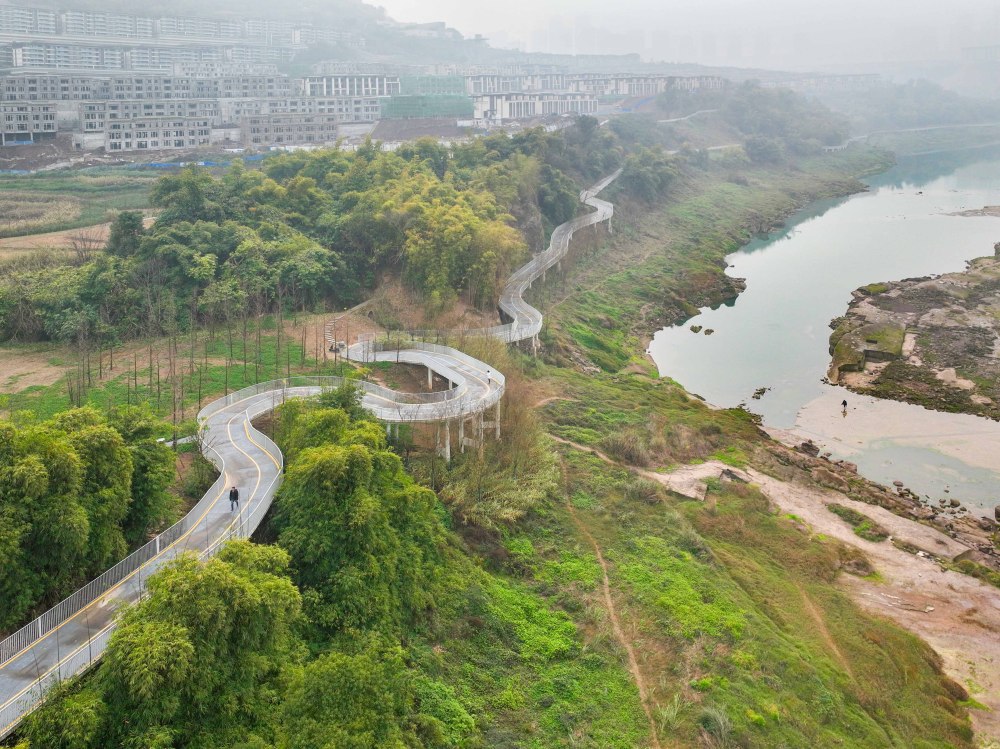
{"left": 0, "top": 170, "right": 621, "bottom": 741}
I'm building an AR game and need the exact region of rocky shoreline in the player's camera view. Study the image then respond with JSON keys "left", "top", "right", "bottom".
{"left": 828, "top": 239, "right": 1000, "bottom": 420}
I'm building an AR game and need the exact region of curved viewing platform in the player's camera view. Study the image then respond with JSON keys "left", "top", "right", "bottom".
{"left": 0, "top": 169, "right": 621, "bottom": 739}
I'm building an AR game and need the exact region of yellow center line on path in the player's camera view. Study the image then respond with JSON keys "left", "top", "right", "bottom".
{"left": 1, "top": 397, "right": 282, "bottom": 716}
{"left": 0, "top": 398, "right": 266, "bottom": 693}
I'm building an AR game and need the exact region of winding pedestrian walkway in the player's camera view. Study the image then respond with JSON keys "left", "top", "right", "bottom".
{"left": 0, "top": 170, "right": 620, "bottom": 739}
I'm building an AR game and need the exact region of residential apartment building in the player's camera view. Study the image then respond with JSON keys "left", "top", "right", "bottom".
{"left": 241, "top": 112, "right": 339, "bottom": 147}
{"left": 1, "top": 101, "right": 56, "bottom": 142}
{"left": 565, "top": 74, "right": 726, "bottom": 97}
{"left": 61, "top": 11, "right": 155, "bottom": 39}
{"left": 105, "top": 116, "right": 212, "bottom": 151}
{"left": 0, "top": 4, "right": 57, "bottom": 35}
{"left": 473, "top": 92, "right": 598, "bottom": 124}
{"left": 301, "top": 74, "right": 401, "bottom": 98}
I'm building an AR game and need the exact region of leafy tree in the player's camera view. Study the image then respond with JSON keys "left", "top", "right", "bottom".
{"left": 273, "top": 399, "right": 444, "bottom": 636}
{"left": 105, "top": 211, "right": 145, "bottom": 257}
{"left": 0, "top": 408, "right": 177, "bottom": 631}
{"left": 23, "top": 542, "right": 302, "bottom": 748}
{"left": 278, "top": 636, "right": 424, "bottom": 749}
{"left": 744, "top": 135, "right": 785, "bottom": 164}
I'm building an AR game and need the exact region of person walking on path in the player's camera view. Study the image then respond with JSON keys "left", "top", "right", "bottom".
{"left": 229, "top": 486, "right": 239, "bottom": 512}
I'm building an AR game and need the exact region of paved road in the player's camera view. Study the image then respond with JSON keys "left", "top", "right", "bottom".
{"left": 0, "top": 171, "right": 620, "bottom": 740}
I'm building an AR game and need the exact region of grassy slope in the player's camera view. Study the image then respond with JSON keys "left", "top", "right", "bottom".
{"left": 438, "top": 146, "right": 971, "bottom": 746}
{"left": 2, "top": 147, "right": 975, "bottom": 747}
{"left": 390, "top": 146, "right": 970, "bottom": 747}
{"left": 539, "top": 149, "right": 892, "bottom": 374}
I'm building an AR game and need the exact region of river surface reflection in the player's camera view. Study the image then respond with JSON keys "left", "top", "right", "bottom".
{"left": 648, "top": 146, "right": 1000, "bottom": 515}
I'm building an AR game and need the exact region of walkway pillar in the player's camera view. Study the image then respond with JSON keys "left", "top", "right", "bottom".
{"left": 495, "top": 402, "right": 501, "bottom": 440}
{"left": 427, "top": 365, "right": 433, "bottom": 390}
{"left": 459, "top": 418, "right": 465, "bottom": 453}
{"left": 444, "top": 421, "right": 451, "bottom": 462}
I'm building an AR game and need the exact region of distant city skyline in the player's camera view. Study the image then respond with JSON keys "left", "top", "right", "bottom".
{"left": 370, "top": 0, "right": 1000, "bottom": 71}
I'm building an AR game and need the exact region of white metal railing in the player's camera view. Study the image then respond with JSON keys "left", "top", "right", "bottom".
{"left": 0, "top": 170, "right": 621, "bottom": 741}
{"left": 336, "top": 170, "right": 620, "bottom": 349}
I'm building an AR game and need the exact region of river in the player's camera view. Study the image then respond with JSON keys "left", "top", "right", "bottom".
{"left": 648, "top": 146, "right": 1000, "bottom": 516}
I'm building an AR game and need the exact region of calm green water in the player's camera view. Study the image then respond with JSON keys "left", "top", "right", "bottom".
{"left": 649, "top": 146, "right": 1000, "bottom": 514}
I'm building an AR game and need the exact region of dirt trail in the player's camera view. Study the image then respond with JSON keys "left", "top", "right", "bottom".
{"left": 796, "top": 584, "right": 854, "bottom": 679}
{"left": 748, "top": 469, "right": 1000, "bottom": 741}
{"left": 568, "top": 502, "right": 664, "bottom": 749}
{"left": 549, "top": 434, "right": 1000, "bottom": 742}
{"left": 549, "top": 434, "right": 746, "bottom": 501}
{"left": 558, "top": 455, "right": 663, "bottom": 749}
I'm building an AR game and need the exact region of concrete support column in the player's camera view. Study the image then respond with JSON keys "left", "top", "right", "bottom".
{"left": 386, "top": 422, "right": 391, "bottom": 436}
{"left": 459, "top": 418, "right": 465, "bottom": 453}
{"left": 494, "top": 402, "right": 501, "bottom": 440}
{"left": 444, "top": 421, "right": 451, "bottom": 462}
{"left": 427, "top": 365, "right": 433, "bottom": 390}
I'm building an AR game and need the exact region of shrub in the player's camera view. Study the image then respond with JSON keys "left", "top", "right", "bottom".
{"left": 827, "top": 503, "right": 889, "bottom": 542}
{"left": 600, "top": 430, "right": 652, "bottom": 466}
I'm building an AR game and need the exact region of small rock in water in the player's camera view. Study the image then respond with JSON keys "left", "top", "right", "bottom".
{"left": 949, "top": 498, "right": 961, "bottom": 508}
{"left": 690, "top": 325, "right": 703, "bottom": 334}
{"left": 704, "top": 328, "right": 715, "bottom": 335}
{"left": 893, "top": 480, "right": 904, "bottom": 488}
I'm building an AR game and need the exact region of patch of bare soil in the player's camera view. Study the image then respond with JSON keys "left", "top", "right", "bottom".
{"left": 0, "top": 215, "right": 155, "bottom": 253}
{"left": 0, "top": 348, "right": 64, "bottom": 392}
{"left": 748, "top": 468, "right": 1000, "bottom": 742}
{"left": 368, "top": 276, "right": 500, "bottom": 333}
{"left": 949, "top": 206, "right": 1000, "bottom": 218}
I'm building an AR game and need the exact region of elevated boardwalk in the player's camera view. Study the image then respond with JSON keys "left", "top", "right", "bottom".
{"left": 0, "top": 171, "right": 619, "bottom": 739}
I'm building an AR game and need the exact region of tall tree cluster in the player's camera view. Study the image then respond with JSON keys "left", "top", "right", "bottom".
{"left": 0, "top": 406, "right": 175, "bottom": 632}
{"left": 0, "top": 117, "right": 626, "bottom": 346}
{"left": 22, "top": 387, "right": 471, "bottom": 748}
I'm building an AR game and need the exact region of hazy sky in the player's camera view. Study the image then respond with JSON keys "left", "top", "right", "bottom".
{"left": 369, "top": 0, "right": 1000, "bottom": 71}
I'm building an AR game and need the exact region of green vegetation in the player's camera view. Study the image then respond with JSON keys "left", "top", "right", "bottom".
{"left": 542, "top": 147, "right": 892, "bottom": 374}
{"left": 1, "top": 321, "right": 352, "bottom": 432}
{"left": 827, "top": 504, "right": 890, "bottom": 543}
{"left": 814, "top": 79, "right": 1000, "bottom": 133}
{"left": 1, "top": 119, "right": 666, "bottom": 346}
{"left": 0, "top": 169, "right": 155, "bottom": 238}
{"left": 0, "top": 406, "right": 175, "bottom": 632}
{"left": 10, "top": 84, "right": 982, "bottom": 748}
{"left": 23, "top": 387, "right": 651, "bottom": 747}
{"left": 658, "top": 81, "right": 850, "bottom": 157}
